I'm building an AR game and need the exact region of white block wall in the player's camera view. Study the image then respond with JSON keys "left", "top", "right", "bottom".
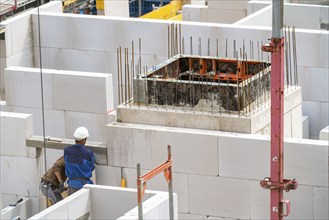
{"left": 104, "top": 0, "right": 129, "bottom": 17}
{"left": 4, "top": 67, "right": 114, "bottom": 143}
{"left": 0, "top": 112, "right": 33, "bottom": 156}
{"left": 1, "top": 3, "right": 327, "bottom": 138}
{"left": 0, "top": 1, "right": 63, "bottom": 98}
{"left": 106, "top": 122, "right": 329, "bottom": 219}
{"left": 319, "top": 125, "right": 329, "bottom": 141}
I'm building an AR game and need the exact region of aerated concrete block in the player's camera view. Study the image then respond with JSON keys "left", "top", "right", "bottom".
{"left": 284, "top": 139, "right": 328, "bottom": 187}
{"left": 208, "top": 0, "right": 248, "bottom": 11}
{"left": 106, "top": 123, "right": 158, "bottom": 169}
{"left": 302, "top": 67, "right": 329, "bottom": 103}
{"left": 6, "top": 48, "right": 34, "bottom": 68}
{"left": 203, "top": 8, "right": 247, "bottom": 24}
{"left": 53, "top": 71, "right": 113, "bottom": 114}
{"left": 188, "top": 175, "right": 251, "bottom": 219}
{"left": 12, "top": 106, "right": 65, "bottom": 138}
{"left": 319, "top": 125, "right": 329, "bottom": 141}
{"left": 156, "top": 129, "right": 219, "bottom": 176}
{"left": 249, "top": 180, "right": 269, "bottom": 219}
{"left": 65, "top": 111, "right": 108, "bottom": 143}
{"left": 182, "top": 5, "right": 205, "bottom": 22}
{"left": 0, "top": 112, "right": 33, "bottom": 157}
{"left": 291, "top": 105, "right": 303, "bottom": 138}
{"left": 284, "top": 111, "right": 292, "bottom": 138}
{"left": 71, "top": 17, "right": 111, "bottom": 52}
{"left": 302, "top": 116, "right": 310, "bottom": 139}
{"left": 320, "top": 102, "right": 329, "bottom": 130}
{"left": 302, "top": 101, "right": 322, "bottom": 138}
{"left": 32, "top": 13, "right": 72, "bottom": 49}
{"left": 218, "top": 133, "right": 270, "bottom": 180}
{"left": 4, "top": 67, "right": 54, "bottom": 109}
{"left": 95, "top": 165, "right": 122, "bottom": 187}
{"left": 314, "top": 187, "right": 329, "bottom": 220}
{"left": 284, "top": 185, "right": 314, "bottom": 220}
{"left": 2, "top": 12, "right": 32, "bottom": 57}
{"left": 178, "top": 213, "right": 205, "bottom": 219}
{"left": 123, "top": 167, "right": 189, "bottom": 213}
{"left": 0, "top": 156, "right": 39, "bottom": 197}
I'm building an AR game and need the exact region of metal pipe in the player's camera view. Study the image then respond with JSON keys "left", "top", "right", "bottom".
{"left": 117, "top": 48, "right": 121, "bottom": 105}
{"left": 272, "top": 0, "right": 283, "bottom": 38}
{"left": 138, "top": 0, "right": 142, "bottom": 17}
{"left": 119, "top": 46, "right": 123, "bottom": 103}
{"left": 292, "top": 26, "right": 298, "bottom": 85}
{"left": 137, "top": 163, "right": 143, "bottom": 220}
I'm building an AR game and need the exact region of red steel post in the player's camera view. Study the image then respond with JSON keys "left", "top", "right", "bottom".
{"left": 270, "top": 37, "right": 285, "bottom": 220}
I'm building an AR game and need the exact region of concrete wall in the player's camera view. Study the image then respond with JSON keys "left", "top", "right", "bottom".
{"left": 104, "top": 0, "right": 129, "bottom": 17}
{"left": 237, "top": 3, "right": 329, "bottom": 30}
{"left": 4, "top": 67, "right": 114, "bottom": 143}
{"left": 0, "top": 1, "right": 63, "bottom": 99}
{"left": 104, "top": 122, "right": 328, "bottom": 219}
{"left": 0, "top": 111, "right": 42, "bottom": 217}
{"left": 319, "top": 125, "right": 329, "bottom": 141}
{"left": 182, "top": 0, "right": 248, "bottom": 24}
{"left": 29, "top": 185, "right": 178, "bottom": 220}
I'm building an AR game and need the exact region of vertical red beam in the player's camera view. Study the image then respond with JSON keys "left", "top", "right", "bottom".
{"left": 270, "top": 37, "right": 285, "bottom": 220}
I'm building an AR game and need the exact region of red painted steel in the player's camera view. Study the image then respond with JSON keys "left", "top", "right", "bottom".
{"left": 270, "top": 37, "right": 285, "bottom": 220}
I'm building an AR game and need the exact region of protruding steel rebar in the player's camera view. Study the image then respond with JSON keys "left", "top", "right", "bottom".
{"left": 117, "top": 48, "right": 121, "bottom": 105}
{"left": 119, "top": 46, "right": 123, "bottom": 103}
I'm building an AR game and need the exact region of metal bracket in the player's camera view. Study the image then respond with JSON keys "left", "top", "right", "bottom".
{"left": 261, "top": 38, "right": 285, "bottom": 53}
{"left": 260, "top": 177, "right": 298, "bottom": 192}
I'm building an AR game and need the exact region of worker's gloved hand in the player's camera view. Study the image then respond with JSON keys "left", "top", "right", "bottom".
{"left": 59, "top": 182, "right": 65, "bottom": 192}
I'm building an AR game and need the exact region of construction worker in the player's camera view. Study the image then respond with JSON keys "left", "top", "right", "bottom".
{"left": 39, "top": 156, "right": 67, "bottom": 206}
{"left": 64, "top": 126, "right": 95, "bottom": 195}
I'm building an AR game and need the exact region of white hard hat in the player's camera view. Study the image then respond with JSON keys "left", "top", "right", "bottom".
{"left": 73, "top": 127, "right": 89, "bottom": 141}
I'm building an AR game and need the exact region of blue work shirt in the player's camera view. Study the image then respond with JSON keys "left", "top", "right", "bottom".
{"left": 64, "top": 144, "right": 95, "bottom": 189}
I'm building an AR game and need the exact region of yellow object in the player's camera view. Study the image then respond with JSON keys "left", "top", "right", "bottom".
{"left": 169, "top": 14, "right": 182, "bottom": 21}
{"left": 141, "top": 0, "right": 182, "bottom": 20}
{"left": 63, "top": 0, "right": 77, "bottom": 7}
{"left": 96, "top": 0, "right": 104, "bottom": 10}
{"left": 121, "top": 178, "right": 126, "bottom": 188}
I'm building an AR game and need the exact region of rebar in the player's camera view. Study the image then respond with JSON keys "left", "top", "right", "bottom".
{"left": 120, "top": 46, "right": 123, "bottom": 104}
{"left": 117, "top": 48, "right": 121, "bottom": 105}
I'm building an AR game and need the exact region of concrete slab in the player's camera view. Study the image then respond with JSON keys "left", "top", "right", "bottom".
{"left": 117, "top": 105, "right": 252, "bottom": 133}
{"left": 0, "top": 111, "right": 33, "bottom": 157}
{"left": 53, "top": 71, "right": 113, "bottom": 114}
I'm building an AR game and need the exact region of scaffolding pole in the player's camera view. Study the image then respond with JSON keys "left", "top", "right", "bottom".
{"left": 260, "top": 1, "right": 297, "bottom": 220}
